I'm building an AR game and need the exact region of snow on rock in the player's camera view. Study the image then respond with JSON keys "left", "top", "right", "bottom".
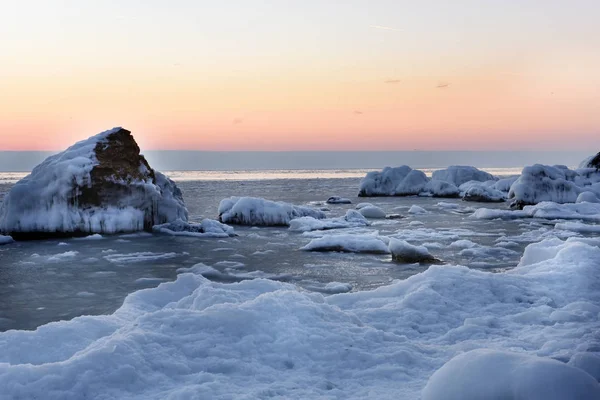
{"left": 355, "top": 202, "right": 373, "bottom": 209}
{"left": 0, "top": 127, "right": 188, "bottom": 239}
{"left": 326, "top": 196, "right": 352, "bottom": 204}
{"left": 289, "top": 210, "right": 369, "bottom": 232}
{"left": 408, "top": 205, "right": 428, "bottom": 215}
{"left": 300, "top": 234, "right": 390, "bottom": 254}
{"left": 389, "top": 238, "right": 436, "bottom": 263}
{"left": 577, "top": 191, "right": 600, "bottom": 203}
{"left": 0, "top": 235, "right": 13, "bottom": 245}
{"left": 218, "top": 196, "right": 326, "bottom": 226}
{"left": 461, "top": 183, "right": 505, "bottom": 202}
{"left": 358, "top": 166, "right": 428, "bottom": 196}
{"left": 0, "top": 238, "right": 599, "bottom": 398}
{"left": 432, "top": 165, "right": 496, "bottom": 187}
{"left": 153, "top": 218, "right": 235, "bottom": 238}
{"left": 421, "top": 179, "right": 460, "bottom": 198}
{"left": 508, "top": 164, "right": 582, "bottom": 209}
{"left": 422, "top": 349, "right": 600, "bottom": 400}
{"left": 358, "top": 205, "right": 387, "bottom": 219}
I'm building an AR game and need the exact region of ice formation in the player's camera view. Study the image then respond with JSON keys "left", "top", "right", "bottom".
{"left": 472, "top": 201, "right": 600, "bottom": 222}
{"left": 300, "top": 234, "right": 390, "bottom": 253}
{"left": 0, "top": 128, "right": 187, "bottom": 239}
{"left": 431, "top": 165, "right": 496, "bottom": 187}
{"left": 152, "top": 218, "right": 235, "bottom": 238}
{"left": 289, "top": 210, "right": 369, "bottom": 232}
{"left": 357, "top": 205, "right": 387, "bottom": 219}
{"left": 0, "top": 238, "right": 598, "bottom": 398}
{"left": 0, "top": 235, "right": 13, "bottom": 245}
{"left": 218, "top": 196, "right": 326, "bottom": 226}
{"left": 389, "top": 238, "right": 436, "bottom": 263}
{"left": 326, "top": 196, "right": 352, "bottom": 204}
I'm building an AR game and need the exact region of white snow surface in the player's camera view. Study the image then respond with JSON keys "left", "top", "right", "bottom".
{"left": 357, "top": 205, "right": 387, "bottom": 219}
{"left": 0, "top": 127, "right": 188, "bottom": 235}
{"left": 218, "top": 196, "right": 326, "bottom": 226}
{"left": 289, "top": 210, "right": 369, "bottom": 232}
{"left": 422, "top": 349, "right": 600, "bottom": 400}
{"left": 300, "top": 234, "right": 390, "bottom": 253}
{"left": 0, "top": 238, "right": 598, "bottom": 398}
{"left": 432, "top": 165, "right": 496, "bottom": 187}
{"left": 152, "top": 218, "right": 235, "bottom": 238}
{"left": 0, "top": 235, "right": 13, "bottom": 245}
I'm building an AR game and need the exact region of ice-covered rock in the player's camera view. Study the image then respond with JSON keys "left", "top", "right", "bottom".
{"left": 289, "top": 210, "right": 369, "bottom": 232}
{"left": 358, "top": 166, "right": 427, "bottom": 196}
{"left": 577, "top": 191, "right": 600, "bottom": 203}
{"left": 408, "top": 205, "right": 428, "bottom": 215}
{"left": 421, "top": 179, "right": 460, "bottom": 198}
{"left": 218, "top": 196, "right": 326, "bottom": 226}
{"left": 300, "top": 234, "right": 390, "bottom": 254}
{"left": 461, "top": 183, "right": 505, "bottom": 202}
{"left": 579, "top": 152, "right": 600, "bottom": 169}
{"left": 152, "top": 218, "right": 235, "bottom": 238}
{"left": 432, "top": 165, "right": 496, "bottom": 187}
{"left": 0, "top": 235, "right": 14, "bottom": 245}
{"left": 422, "top": 349, "right": 600, "bottom": 400}
{"left": 0, "top": 127, "right": 187, "bottom": 239}
{"left": 326, "top": 196, "right": 352, "bottom": 204}
{"left": 358, "top": 205, "right": 387, "bottom": 219}
{"left": 389, "top": 238, "right": 436, "bottom": 263}
{"left": 508, "top": 164, "right": 581, "bottom": 209}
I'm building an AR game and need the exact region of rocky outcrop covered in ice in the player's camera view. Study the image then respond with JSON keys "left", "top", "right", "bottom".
{"left": 432, "top": 165, "right": 496, "bottom": 187}
{"left": 218, "top": 196, "right": 326, "bottom": 226}
{"left": 579, "top": 152, "right": 600, "bottom": 169}
{"left": 0, "top": 128, "right": 188, "bottom": 239}
{"left": 152, "top": 218, "right": 235, "bottom": 238}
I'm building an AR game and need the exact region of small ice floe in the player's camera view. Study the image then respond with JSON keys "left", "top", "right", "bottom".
{"left": 47, "top": 251, "right": 79, "bottom": 262}
{"left": 289, "top": 210, "right": 369, "bottom": 232}
{"left": 104, "top": 252, "right": 178, "bottom": 264}
{"left": 408, "top": 205, "right": 428, "bottom": 215}
{"left": 355, "top": 202, "right": 374, "bottom": 209}
{"left": 301, "top": 234, "right": 390, "bottom": 254}
{"left": 358, "top": 205, "right": 387, "bottom": 219}
{"left": 153, "top": 218, "right": 235, "bottom": 238}
{"left": 0, "top": 235, "right": 14, "bottom": 245}
{"left": 388, "top": 238, "right": 437, "bottom": 263}
{"left": 326, "top": 196, "right": 352, "bottom": 204}
{"left": 304, "top": 281, "right": 353, "bottom": 294}
{"left": 555, "top": 221, "right": 600, "bottom": 234}
{"left": 218, "top": 196, "right": 325, "bottom": 226}
{"left": 75, "top": 291, "right": 96, "bottom": 297}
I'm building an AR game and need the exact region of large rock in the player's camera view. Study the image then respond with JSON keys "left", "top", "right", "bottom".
{"left": 0, "top": 127, "right": 188, "bottom": 239}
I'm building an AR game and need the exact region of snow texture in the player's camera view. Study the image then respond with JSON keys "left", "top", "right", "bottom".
{"left": 218, "top": 196, "right": 326, "bottom": 226}
{"left": 289, "top": 210, "right": 369, "bottom": 232}
{"left": 357, "top": 205, "right": 387, "bottom": 219}
{"left": 0, "top": 239, "right": 598, "bottom": 398}
{"left": 300, "top": 234, "right": 390, "bottom": 253}
{"left": 0, "top": 128, "right": 188, "bottom": 236}
{"left": 422, "top": 349, "right": 600, "bottom": 400}
{"left": 431, "top": 165, "right": 496, "bottom": 187}
{"left": 389, "top": 238, "right": 436, "bottom": 263}
{"left": 153, "top": 218, "right": 235, "bottom": 238}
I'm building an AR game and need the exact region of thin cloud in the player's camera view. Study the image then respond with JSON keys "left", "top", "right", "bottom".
{"left": 436, "top": 82, "right": 450, "bottom": 88}
{"left": 370, "top": 25, "right": 402, "bottom": 32}
{"left": 233, "top": 118, "right": 243, "bottom": 125}
{"left": 353, "top": 110, "right": 363, "bottom": 115}
{"left": 385, "top": 79, "right": 401, "bottom": 84}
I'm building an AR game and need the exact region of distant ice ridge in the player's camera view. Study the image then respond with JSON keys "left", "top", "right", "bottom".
{"left": 0, "top": 128, "right": 188, "bottom": 238}
{"left": 218, "top": 196, "right": 326, "bottom": 226}
{"left": 0, "top": 237, "right": 597, "bottom": 398}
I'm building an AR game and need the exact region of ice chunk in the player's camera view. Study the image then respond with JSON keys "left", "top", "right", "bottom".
{"left": 555, "top": 221, "right": 600, "bottom": 234}
{"left": 301, "top": 234, "right": 390, "bottom": 253}
{"left": 408, "top": 205, "right": 428, "bottom": 215}
{"left": 422, "top": 349, "right": 600, "bottom": 400}
{"left": 389, "top": 238, "right": 436, "bottom": 263}
{"left": 0, "top": 235, "right": 13, "bottom": 245}
{"left": 432, "top": 166, "right": 496, "bottom": 187}
{"left": 153, "top": 218, "right": 235, "bottom": 238}
{"left": 460, "top": 182, "right": 505, "bottom": 202}
{"left": 358, "top": 205, "right": 387, "bottom": 219}
{"left": 358, "top": 166, "right": 428, "bottom": 196}
{"left": 577, "top": 191, "right": 600, "bottom": 203}
{"left": 421, "top": 179, "right": 460, "bottom": 198}
{"left": 218, "top": 196, "right": 325, "bottom": 226}
{"left": 289, "top": 210, "right": 369, "bottom": 232}
{"left": 508, "top": 164, "right": 581, "bottom": 209}
{"left": 568, "top": 352, "right": 600, "bottom": 381}
{"left": 326, "top": 196, "right": 352, "bottom": 204}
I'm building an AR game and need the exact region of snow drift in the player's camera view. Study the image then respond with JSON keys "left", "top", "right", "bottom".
{"left": 218, "top": 196, "right": 326, "bottom": 226}
{"left": 0, "top": 128, "right": 188, "bottom": 239}
{"left": 0, "top": 238, "right": 597, "bottom": 398}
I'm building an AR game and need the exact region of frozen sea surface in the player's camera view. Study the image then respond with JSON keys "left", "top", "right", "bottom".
{"left": 1, "top": 175, "right": 594, "bottom": 331}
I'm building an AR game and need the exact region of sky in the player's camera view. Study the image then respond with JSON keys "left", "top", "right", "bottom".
{"left": 1, "top": 0, "right": 599, "bottom": 151}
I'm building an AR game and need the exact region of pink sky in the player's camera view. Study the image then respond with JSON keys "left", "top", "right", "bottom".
{"left": 1, "top": 1, "right": 599, "bottom": 151}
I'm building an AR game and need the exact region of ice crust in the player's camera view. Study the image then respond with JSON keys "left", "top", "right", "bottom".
{"left": 218, "top": 196, "right": 326, "bottom": 226}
